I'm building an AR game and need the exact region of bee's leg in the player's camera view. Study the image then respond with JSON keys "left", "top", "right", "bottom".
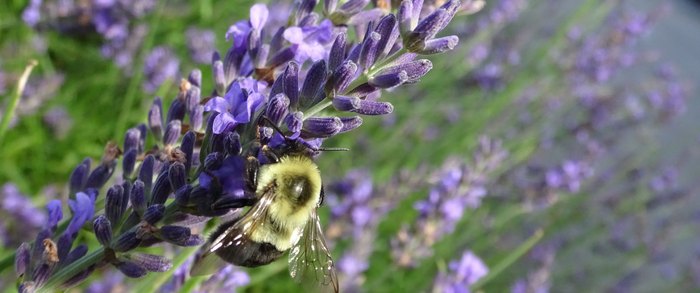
{"left": 319, "top": 185, "right": 326, "bottom": 206}
{"left": 245, "top": 156, "right": 260, "bottom": 192}
{"left": 261, "top": 145, "right": 280, "bottom": 163}
{"left": 211, "top": 193, "right": 257, "bottom": 211}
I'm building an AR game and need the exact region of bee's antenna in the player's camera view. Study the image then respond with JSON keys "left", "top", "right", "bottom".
{"left": 318, "top": 147, "right": 350, "bottom": 152}
{"left": 259, "top": 116, "right": 289, "bottom": 138}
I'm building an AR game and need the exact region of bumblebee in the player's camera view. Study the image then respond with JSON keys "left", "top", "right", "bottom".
{"left": 193, "top": 125, "right": 338, "bottom": 292}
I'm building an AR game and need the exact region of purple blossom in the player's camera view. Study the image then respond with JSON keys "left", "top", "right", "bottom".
{"left": 203, "top": 77, "right": 268, "bottom": 134}
{"left": 432, "top": 250, "right": 489, "bottom": 293}
{"left": 283, "top": 19, "right": 334, "bottom": 63}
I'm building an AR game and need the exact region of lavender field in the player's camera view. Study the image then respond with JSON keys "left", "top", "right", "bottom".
{"left": 0, "top": 0, "right": 698, "bottom": 292}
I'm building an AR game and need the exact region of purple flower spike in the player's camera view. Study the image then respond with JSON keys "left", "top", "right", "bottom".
{"left": 359, "top": 32, "right": 382, "bottom": 71}
{"left": 302, "top": 117, "right": 343, "bottom": 138}
{"left": 123, "top": 253, "right": 172, "bottom": 272}
{"left": 300, "top": 60, "right": 328, "bottom": 108}
{"left": 266, "top": 94, "right": 291, "bottom": 125}
{"left": 93, "top": 215, "right": 112, "bottom": 247}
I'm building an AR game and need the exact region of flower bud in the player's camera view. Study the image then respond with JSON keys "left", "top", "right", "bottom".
{"left": 302, "top": 117, "right": 343, "bottom": 138}
{"left": 131, "top": 180, "right": 147, "bottom": 215}
{"left": 121, "top": 147, "right": 137, "bottom": 178}
{"left": 283, "top": 62, "right": 300, "bottom": 107}
{"left": 15, "top": 243, "right": 30, "bottom": 276}
{"left": 300, "top": 60, "right": 328, "bottom": 109}
{"left": 160, "top": 225, "right": 191, "bottom": 244}
{"left": 285, "top": 112, "right": 304, "bottom": 134}
{"left": 115, "top": 261, "right": 148, "bottom": 278}
{"left": 181, "top": 131, "right": 195, "bottom": 173}
{"left": 144, "top": 204, "right": 166, "bottom": 224}
{"left": 359, "top": 32, "right": 381, "bottom": 70}
{"left": 105, "top": 184, "right": 127, "bottom": 225}
{"left": 163, "top": 120, "right": 182, "bottom": 146}
{"left": 139, "top": 155, "right": 155, "bottom": 197}
{"left": 123, "top": 253, "right": 173, "bottom": 272}
{"left": 265, "top": 94, "right": 290, "bottom": 125}
{"left": 328, "top": 32, "right": 347, "bottom": 72}
{"left": 69, "top": 158, "right": 90, "bottom": 195}
{"left": 213, "top": 60, "right": 226, "bottom": 95}
{"left": 113, "top": 231, "right": 141, "bottom": 252}
{"left": 151, "top": 169, "right": 172, "bottom": 205}
{"left": 165, "top": 96, "right": 187, "bottom": 125}
{"left": 93, "top": 215, "right": 112, "bottom": 247}
{"left": 148, "top": 98, "right": 163, "bottom": 139}
{"left": 339, "top": 116, "right": 363, "bottom": 133}
{"left": 169, "top": 162, "right": 187, "bottom": 191}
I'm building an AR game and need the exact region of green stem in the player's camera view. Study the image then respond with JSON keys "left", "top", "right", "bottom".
{"left": 304, "top": 100, "right": 332, "bottom": 118}
{"left": 38, "top": 248, "right": 105, "bottom": 292}
{"left": 470, "top": 229, "right": 544, "bottom": 291}
{"left": 0, "top": 60, "right": 38, "bottom": 144}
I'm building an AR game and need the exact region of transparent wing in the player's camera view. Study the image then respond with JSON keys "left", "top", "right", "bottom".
{"left": 288, "top": 209, "right": 339, "bottom": 293}
{"left": 191, "top": 187, "right": 276, "bottom": 275}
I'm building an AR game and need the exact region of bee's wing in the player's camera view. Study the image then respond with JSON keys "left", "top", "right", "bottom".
{"left": 191, "top": 189, "right": 276, "bottom": 276}
{"left": 288, "top": 209, "right": 339, "bottom": 293}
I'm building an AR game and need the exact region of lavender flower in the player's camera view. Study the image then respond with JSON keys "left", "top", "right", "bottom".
{"left": 143, "top": 46, "right": 181, "bottom": 93}
{"left": 0, "top": 184, "right": 45, "bottom": 246}
{"left": 186, "top": 28, "right": 217, "bottom": 64}
{"left": 22, "top": 0, "right": 156, "bottom": 71}
{"left": 431, "top": 250, "right": 489, "bottom": 293}
{"left": 393, "top": 137, "right": 507, "bottom": 267}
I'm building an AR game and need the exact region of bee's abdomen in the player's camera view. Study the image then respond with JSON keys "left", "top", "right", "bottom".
{"left": 214, "top": 228, "right": 284, "bottom": 267}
